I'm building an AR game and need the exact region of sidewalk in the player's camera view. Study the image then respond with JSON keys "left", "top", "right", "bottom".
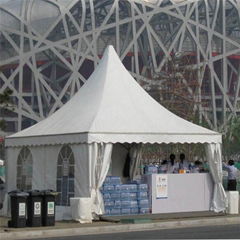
{"left": 0, "top": 212, "right": 240, "bottom": 240}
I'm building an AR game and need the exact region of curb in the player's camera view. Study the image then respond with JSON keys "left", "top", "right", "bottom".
{"left": 1, "top": 216, "right": 240, "bottom": 240}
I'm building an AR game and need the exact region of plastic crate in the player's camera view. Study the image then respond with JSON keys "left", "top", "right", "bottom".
{"left": 120, "top": 184, "right": 130, "bottom": 192}
{"left": 121, "top": 192, "right": 137, "bottom": 200}
{"left": 111, "top": 208, "right": 121, "bottom": 215}
{"left": 103, "top": 184, "right": 115, "bottom": 193}
{"left": 121, "top": 200, "right": 131, "bottom": 207}
{"left": 115, "top": 184, "right": 121, "bottom": 192}
{"left": 144, "top": 165, "right": 158, "bottom": 174}
{"left": 121, "top": 208, "right": 131, "bottom": 215}
{"left": 104, "top": 176, "right": 112, "bottom": 184}
{"left": 137, "top": 191, "right": 148, "bottom": 199}
{"left": 104, "top": 208, "right": 111, "bottom": 215}
{"left": 104, "top": 200, "right": 114, "bottom": 207}
{"left": 130, "top": 208, "right": 139, "bottom": 214}
{"left": 129, "top": 184, "right": 138, "bottom": 192}
{"left": 114, "top": 200, "right": 121, "bottom": 208}
{"left": 121, "top": 184, "right": 137, "bottom": 192}
{"left": 111, "top": 193, "right": 121, "bottom": 199}
{"left": 138, "top": 184, "right": 148, "bottom": 192}
{"left": 139, "top": 207, "right": 150, "bottom": 214}
{"left": 138, "top": 199, "right": 149, "bottom": 207}
{"left": 103, "top": 193, "right": 111, "bottom": 199}
{"left": 129, "top": 200, "right": 138, "bottom": 208}
{"left": 110, "top": 176, "right": 121, "bottom": 185}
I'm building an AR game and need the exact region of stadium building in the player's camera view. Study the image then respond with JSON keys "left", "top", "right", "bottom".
{"left": 0, "top": 0, "right": 240, "bottom": 135}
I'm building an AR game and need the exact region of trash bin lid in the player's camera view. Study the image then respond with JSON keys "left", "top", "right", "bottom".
{"left": 42, "top": 189, "right": 58, "bottom": 196}
{"left": 8, "top": 190, "right": 29, "bottom": 197}
{"left": 28, "top": 190, "right": 44, "bottom": 196}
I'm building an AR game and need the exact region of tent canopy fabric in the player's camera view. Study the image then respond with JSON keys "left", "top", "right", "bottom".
{"left": 6, "top": 46, "right": 221, "bottom": 147}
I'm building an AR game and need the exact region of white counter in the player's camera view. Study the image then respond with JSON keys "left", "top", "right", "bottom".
{"left": 145, "top": 173, "right": 213, "bottom": 214}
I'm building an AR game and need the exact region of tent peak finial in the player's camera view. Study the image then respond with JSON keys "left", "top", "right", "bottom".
{"left": 107, "top": 45, "right": 114, "bottom": 49}
{"left": 104, "top": 45, "right": 117, "bottom": 55}
{"left": 101, "top": 45, "right": 122, "bottom": 67}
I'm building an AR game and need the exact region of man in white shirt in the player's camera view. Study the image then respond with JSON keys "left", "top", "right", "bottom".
{"left": 223, "top": 160, "right": 239, "bottom": 191}
{"left": 167, "top": 154, "right": 179, "bottom": 173}
{"left": 179, "top": 153, "right": 190, "bottom": 171}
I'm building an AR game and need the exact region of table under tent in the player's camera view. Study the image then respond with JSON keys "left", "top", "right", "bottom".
{"left": 4, "top": 46, "right": 227, "bottom": 222}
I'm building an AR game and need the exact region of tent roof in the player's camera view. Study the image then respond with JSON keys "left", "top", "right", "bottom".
{"left": 6, "top": 46, "right": 221, "bottom": 147}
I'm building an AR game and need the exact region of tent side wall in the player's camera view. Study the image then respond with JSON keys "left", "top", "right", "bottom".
{"left": 3, "top": 144, "right": 93, "bottom": 217}
{"left": 5, "top": 147, "right": 20, "bottom": 193}
{"left": 6, "top": 145, "right": 61, "bottom": 193}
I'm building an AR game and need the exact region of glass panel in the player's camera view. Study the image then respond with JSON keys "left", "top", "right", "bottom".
{"left": 56, "top": 193, "right": 61, "bottom": 205}
{"left": 26, "top": 165, "right": 32, "bottom": 175}
{"left": 69, "top": 166, "right": 74, "bottom": 177}
{"left": 17, "top": 155, "right": 22, "bottom": 164}
{"left": 57, "top": 166, "right": 62, "bottom": 178}
{"left": 56, "top": 145, "right": 75, "bottom": 206}
{"left": 58, "top": 155, "right": 63, "bottom": 165}
{"left": 17, "top": 166, "right": 22, "bottom": 177}
{"left": 68, "top": 193, "right": 74, "bottom": 205}
{"left": 16, "top": 147, "right": 33, "bottom": 191}
{"left": 69, "top": 179, "right": 74, "bottom": 192}
{"left": 22, "top": 165, "right": 26, "bottom": 176}
{"left": 69, "top": 154, "right": 74, "bottom": 164}
{"left": 17, "top": 182, "right": 21, "bottom": 190}
{"left": 57, "top": 180, "right": 62, "bottom": 192}
{"left": 21, "top": 176, "right": 26, "bottom": 188}
{"left": 66, "top": 146, "right": 71, "bottom": 157}
{"left": 62, "top": 196, "right": 68, "bottom": 206}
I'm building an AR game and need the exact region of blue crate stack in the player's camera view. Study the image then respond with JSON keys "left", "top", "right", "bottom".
{"left": 144, "top": 165, "right": 158, "bottom": 174}
{"left": 101, "top": 176, "right": 150, "bottom": 216}
{"left": 137, "top": 183, "right": 150, "bottom": 214}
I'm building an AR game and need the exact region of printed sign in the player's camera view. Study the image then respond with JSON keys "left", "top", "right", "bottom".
{"left": 34, "top": 202, "right": 41, "bottom": 215}
{"left": 47, "top": 202, "right": 55, "bottom": 215}
{"left": 19, "top": 203, "right": 26, "bottom": 217}
{"left": 156, "top": 174, "right": 168, "bottom": 199}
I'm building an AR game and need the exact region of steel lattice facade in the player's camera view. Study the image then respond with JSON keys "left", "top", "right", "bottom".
{"left": 0, "top": 0, "right": 240, "bottom": 135}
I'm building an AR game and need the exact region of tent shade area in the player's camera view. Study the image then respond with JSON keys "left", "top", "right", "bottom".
{"left": 4, "top": 46, "right": 226, "bottom": 222}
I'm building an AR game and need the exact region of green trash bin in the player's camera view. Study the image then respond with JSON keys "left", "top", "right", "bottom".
{"left": 41, "top": 190, "right": 58, "bottom": 226}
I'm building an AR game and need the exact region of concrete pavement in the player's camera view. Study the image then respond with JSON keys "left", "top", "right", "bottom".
{"left": 0, "top": 212, "right": 240, "bottom": 240}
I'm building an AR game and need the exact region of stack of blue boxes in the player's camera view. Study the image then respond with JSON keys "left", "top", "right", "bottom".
{"left": 101, "top": 176, "right": 150, "bottom": 216}
{"left": 144, "top": 164, "right": 158, "bottom": 174}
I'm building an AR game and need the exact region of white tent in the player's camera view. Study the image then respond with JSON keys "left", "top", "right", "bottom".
{"left": 6, "top": 46, "right": 221, "bottom": 146}
{"left": 4, "top": 46, "right": 226, "bottom": 221}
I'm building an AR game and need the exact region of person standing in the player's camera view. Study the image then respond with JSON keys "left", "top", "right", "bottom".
{"left": 179, "top": 153, "right": 190, "bottom": 171}
{"left": 191, "top": 160, "right": 204, "bottom": 173}
{"left": 223, "top": 160, "right": 239, "bottom": 191}
{"left": 167, "top": 154, "right": 179, "bottom": 173}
